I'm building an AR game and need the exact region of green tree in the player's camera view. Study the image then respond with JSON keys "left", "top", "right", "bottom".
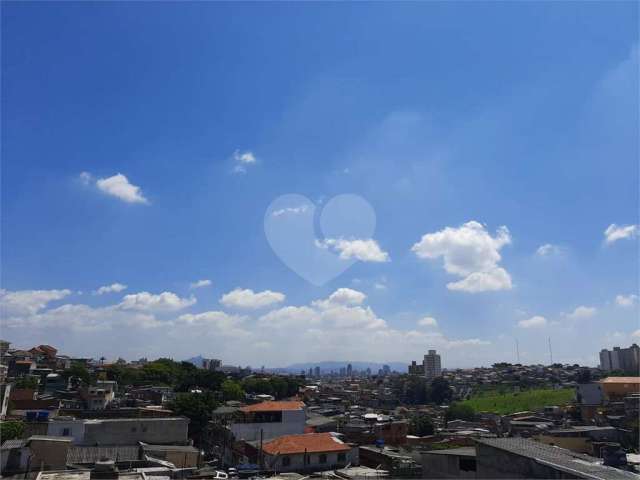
{"left": 409, "top": 414, "right": 434, "bottom": 436}
{"left": 63, "top": 363, "right": 92, "bottom": 386}
{"left": 0, "top": 421, "right": 24, "bottom": 440}
{"left": 14, "top": 376, "right": 39, "bottom": 389}
{"left": 221, "top": 379, "right": 244, "bottom": 401}
{"left": 403, "top": 375, "right": 428, "bottom": 404}
{"left": 168, "top": 392, "right": 218, "bottom": 446}
{"left": 428, "top": 377, "right": 453, "bottom": 405}
{"left": 446, "top": 403, "right": 476, "bottom": 422}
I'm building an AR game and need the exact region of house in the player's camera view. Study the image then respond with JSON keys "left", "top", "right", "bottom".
{"left": 1, "top": 436, "right": 73, "bottom": 474}
{"left": 259, "top": 432, "right": 355, "bottom": 473}
{"left": 600, "top": 377, "right": 640, "bottom": 401}
{"left": 534, "top": 426, "right": 621, "bottom": 455}
{"left": 47, "top": 416, "right": 190, "bottom": 445}
{"left": 230, "top": 401, "right": 306, "bottom": 442}
{"left": 82, "top": 380, "right": 117, "bottom": 410}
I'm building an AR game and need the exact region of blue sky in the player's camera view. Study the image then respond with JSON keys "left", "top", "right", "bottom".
{"left": 2, "top": 2, "right": 638, "bottom": 368}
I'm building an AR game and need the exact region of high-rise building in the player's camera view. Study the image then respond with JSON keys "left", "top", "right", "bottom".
{"left": 202, "top": 358, "right": 222, "bottom": 371}
{"left": 314, "top": 366, "right": 321, "bottom": 377}
{"left": 346, "top": 363, "right": 353, "bottom": 377}
{"left": 423, "top": 350, "right": 442, "bottom": 380}
{"left": 600, "top": 344, "right": 639, "bottom": 373}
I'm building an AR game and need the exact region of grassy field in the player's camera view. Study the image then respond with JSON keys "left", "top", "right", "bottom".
{"left": 461, "top": 388, "right": 575, "bottom": 415}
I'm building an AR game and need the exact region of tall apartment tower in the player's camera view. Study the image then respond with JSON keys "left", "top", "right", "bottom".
{"left": 600, "top": 344, "right": 639, "bottom": 373}
{"left": 423, "top": 349, "right": 442, "bottom": 380}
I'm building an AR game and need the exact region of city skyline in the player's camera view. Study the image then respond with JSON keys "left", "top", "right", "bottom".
{"left": 2, "top": 2, "right": 639, "bottom": 367}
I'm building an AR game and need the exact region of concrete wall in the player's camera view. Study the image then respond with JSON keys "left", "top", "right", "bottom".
{"left": 83, "top": 417, "right": 189, "bottom": 445}
{"left": 476, "top": 444, "right": 578, "bottom": 479}
{"left": 29, "top": 439, "right": 72, "bottom": 470}
{"left": 48, "top": 420, "right": 86, "bottom": 444}
{"left": 421, "top": 453, "right": 476, "bottom": 479}
{"left": 231, "top": 410, "right": 306, "bottom": 441}
{"left": 265, "top": 449, "right": 353, "bottom": 473}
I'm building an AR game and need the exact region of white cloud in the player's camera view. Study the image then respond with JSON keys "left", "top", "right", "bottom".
{"left": 190, "top": 279, "right": 212, "bottom": 289}
{"left": 79, "top": 171, "right": 93, "bottom": 185}
{"left": 536, "top": 243, "right": 563, "bottom": 257}
{"left": 604, "top": 223, "right": 638, "bottom": 245}
{"left": 232, "top": 150, "right": 257, "bottom": 174}
{"left": 94, "top": 283, "right": 128, "bottom": 295}
{"left": 0, "top": 289, "right": 72, "bottom": 317}
{"left": 518, "top": 315, "right": 548, "bottom": 329}
{"left": 566, "top": 306, "right": 597, "bottom": 319}
{"left": 412, "top": 221, "right": 512, "bottom": 293}
{"left": 615, "top": 294, "right": 639, "bottom": 307}
{"left": 176, "top": 311, "right": 249, "bottom": 337}
{"left": 312, "top": 288, "right": 366, "bottom": 309}
{"left": 418, "top": 316, "right": 438, "bottom": 328}
{"left": 272, "top": 205, "right": 309, "bottom": 217}
{"left": 220, "top": 288, "right": 285, "bottom": 310}
{"left": 632, "top": 329, "right": 640, "bottom": 339}
{"left": 258, "top": 306, "right": 320, "bottom": 329}
{"left": 94, "top": 173, "right": 149, "bottom": 204}
{"left": 316, "top": 238, "right": 390, "bottom": 263}
{"left": 118, "top": 291, "right": 196, "bottom": 312}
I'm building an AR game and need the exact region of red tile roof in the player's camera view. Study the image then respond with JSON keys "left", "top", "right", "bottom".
{"left": 262, "top": 433, "right": 350, "bottom": 455}
{"left": 240, "top": 401, "right": 305, "bottom": 413}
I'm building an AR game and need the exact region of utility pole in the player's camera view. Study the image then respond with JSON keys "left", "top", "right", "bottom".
{"left": 515, "top": 338, "right": 520, "bottom": 364}
{"left": 548, "top": 337, "right": 554, "bottom": 365}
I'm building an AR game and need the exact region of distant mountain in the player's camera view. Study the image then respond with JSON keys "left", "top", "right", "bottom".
{"left": 277, "top": 360, "right": 407, "bottom": 374}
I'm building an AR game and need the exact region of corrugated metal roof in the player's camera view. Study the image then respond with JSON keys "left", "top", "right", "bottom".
{"left": 1, "top": 439, "right": 27, "bottom": 450}
{"left": 67, "top": 445, "right": 140, "bottom": 464}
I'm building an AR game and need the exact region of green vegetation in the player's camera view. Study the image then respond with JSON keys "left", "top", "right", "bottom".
{"left": 460, "top": 387, "right": 574, "bottom": 415}
{"left": 408, "top": 413, "right": 434, "bottom": 436}
{"left": 14, "top": 376, "right": 39, "bottom": 389}
{"left": 168, "top": 392, "right": 219, "bottom": 446}
{"left": 446, "top": 402, "right": 476, "bottom": 421}
{"left": 0, "top": 420, "right": 24, "bottom": 440}
{"left": 240, "top": 376, "right": 302, "bottom": 399}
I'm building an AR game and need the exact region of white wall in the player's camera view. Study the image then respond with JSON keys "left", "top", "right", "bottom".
{"left": 230, "top": 410, "right": 306, "bottom": 441}
{"left": 47, "top": 420, "right": 86, "bottom": 444}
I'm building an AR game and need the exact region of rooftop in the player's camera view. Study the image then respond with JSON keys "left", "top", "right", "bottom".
{"left": 476, "top": 438, "right": 638, "bottom": 480}
{"left": 262, "top": 432, "right": 350, "bottom": 455}
{"left": 601, "top": 377, "right": 640, "bottom": 384}
{"left": 422, "top": 447, "right": 476, "bottom": 457}
{"left": 240, "top": 401, "right": 305, "bottom": 413}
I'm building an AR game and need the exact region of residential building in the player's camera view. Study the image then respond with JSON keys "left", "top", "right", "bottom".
{"left": 424, "top": 350, "right": 442, "bottom": 380}
{"left": 230, "top": 401, "right": 306, "bottom": 442}
{"left": 47, "top": 416, "right": 189, "bottom": 445}
{"left": 259, "top": 432, "right": 354, "bottom": 473}
{"left": 421, "top": 447, "right": 477, "bottom": 479}
{"left": 600, "top": 344, "right": 640, "bottom": 373}
{"left": 600, "top": 376, "right": 640, "bottom": 401}
{"left": 202, "top": 358, "right": 222, "bottom": 371}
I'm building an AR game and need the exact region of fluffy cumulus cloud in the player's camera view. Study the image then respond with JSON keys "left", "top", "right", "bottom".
{"left": 118, "top": 291, "right": 196, "bottom": 312}
{"left": 220, "top": 288, "right": 285, "bottom": 310}
{"left": 518, "top": 315, "right": 548, "bottom": 329}
{"left": 633, "top": 330, "right": 640, "bottom": 339}
{"left": 312, "top": 288, "right": 366, "bottom": 308}
{"left": 0, "top": 288, "right": 72, "bottom": 316}
{"left": 604, "top": 223, "right": 638, "bottom": 245}
{"left": 615, "top": 294, "right": 639, "bottom": 307}
{"left": 565, "top": 306, "right": 597, "bottom": 320}
{"left": 232, "top": 150, "right": 257, "bottom": 174}
{"left": 1, "top": 286, "right": 492, "bottom": 365}
{"left": 418, "top": 316, "right": 438, "bottom": 328}
{"left": 412, "top": 221, "right": 512, "bottom": 292}
{"left": 86, "top": 173, "right": 150, "bottom": 204}
{"left": 94, "top": 283, "right": 128, "bottom": 295}
{"left": 190, "top": 279, "right": 212, "bottom": 289}
{"left": 316, "top": 238, "right": 390, "bottom": 262}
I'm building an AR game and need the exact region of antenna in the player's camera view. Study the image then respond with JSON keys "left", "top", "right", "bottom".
{"left": 548, "top": 337, "right": 554, "bottom": 365}
{"left": 515, "top": 338, "right": 520, "bottom": 364}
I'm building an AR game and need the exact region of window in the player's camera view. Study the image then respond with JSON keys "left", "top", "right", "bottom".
{"left": 459, "top": 458, "right": 476, "bottom": 472}
{"left": 319, "top": 454, "right": 327, "bottom": 464}
{"left": 282, "top": 456, "right": 291, "bottom": 467}
{"left": 131, "top": 427, "right": 137, "bottom": 432}
{"left": 62, "top": 428, "right": 71, "bottom": 436}
{"left": 337, "top": 453, "right": 346, "bottom": 462}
